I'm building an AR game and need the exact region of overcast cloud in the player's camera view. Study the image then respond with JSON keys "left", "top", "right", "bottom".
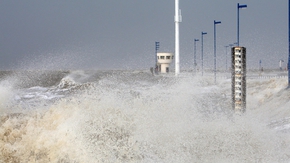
{"left": 0, "top": 0, "right": 288, "bottom": 70}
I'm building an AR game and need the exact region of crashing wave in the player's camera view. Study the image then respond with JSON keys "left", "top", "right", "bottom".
{"left": 57, "top": 77, "right": 77, "bottom": 89}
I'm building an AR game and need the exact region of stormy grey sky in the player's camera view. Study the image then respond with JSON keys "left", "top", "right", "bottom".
{"left": 0, "top": 0, "right": 288, "bottom": 70}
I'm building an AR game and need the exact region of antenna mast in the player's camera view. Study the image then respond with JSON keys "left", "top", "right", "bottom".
{"left": 175, "top": 0, "right": 182, "bottom": 75}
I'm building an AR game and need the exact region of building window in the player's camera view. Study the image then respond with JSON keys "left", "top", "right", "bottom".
{"left": 235, "top": 77, "right": 242, "bottom": 81}
{"left": 160, "top": 56, "right": 165, "bottom": 59}
{"left": 235, "top": 87, "right": 242, "bottom": 90}
{"left": 235, "top": 103, "right": 242, "bottom": 107}
{"left": 166, "top": 56, "right": 171, "bottom": 59}
{"left": 236, "top": 98, "right": 242, "bottom": 102}
{"left": 235, "top": 49, "right": 241, "bottom": 53}
{"left": 235, "top": 82, "right": 241, "bottom": 85}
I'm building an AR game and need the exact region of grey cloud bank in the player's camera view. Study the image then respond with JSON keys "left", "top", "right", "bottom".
{"left": 0, "top": 0, "right": 288, "bottom": 70}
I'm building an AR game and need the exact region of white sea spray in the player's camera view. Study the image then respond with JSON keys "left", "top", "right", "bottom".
{"left": 0, "top": 70, "right": 289, "bottom": 162}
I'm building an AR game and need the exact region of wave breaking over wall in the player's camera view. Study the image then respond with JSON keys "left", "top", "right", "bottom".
{"left": 0, "top": 70, "right": 290, "bottom": 162}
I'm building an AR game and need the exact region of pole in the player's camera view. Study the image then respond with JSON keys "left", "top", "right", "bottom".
{"left": 175, "top": 0, "right": 181, "bottom": 75}
{"left": 214, "top": 20, "right": 221, "bottom": 83}
{"left": 237, "top": 3, "right": 240, "bottom": 46}
{"left": 194, "top": 39, "right": 199, "bottom": 73}
{"left": 201, "top": 32, "right": 207, "bottom": 76}
{"left": 201, "top": 33, "right": 204, "bottom": 76}
{"left": 155, "top": 42, "right": 159, "bottom": 73}
{"left": 237, "top": 3, "right": 247, "bottom": 46}
{"left": 214, "top": 22, "right": 216, "bottom": 83}
{"left": 225, "top": 46, "right": 229, "bottom": 72}
{"left": 288, "top": 0, "right": 290, "bottom": 87}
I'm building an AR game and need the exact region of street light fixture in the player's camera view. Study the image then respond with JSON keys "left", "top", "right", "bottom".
{"left": 214, "top": 20, "right": 221, "bottom": 84}
{"left": 194, "top": 39, "right": 199, "bottom": 73}
{"left": 237, "top": 3, "right": 247, "bottom": 46}
{"left": 201, "top": 32, "right": 207, "bottom": 76}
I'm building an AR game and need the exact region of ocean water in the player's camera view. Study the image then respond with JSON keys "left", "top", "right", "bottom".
{"left": 0, "top": 70, "right": 290, "bottom": 163}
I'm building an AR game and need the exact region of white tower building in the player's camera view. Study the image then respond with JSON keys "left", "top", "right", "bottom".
{"left": 157, "top": 53, "right": 174, "bottom": 73}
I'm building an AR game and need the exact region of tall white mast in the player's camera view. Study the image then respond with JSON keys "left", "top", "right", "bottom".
{"left": 175, "top": 0, "right": 182, "bottom": 75}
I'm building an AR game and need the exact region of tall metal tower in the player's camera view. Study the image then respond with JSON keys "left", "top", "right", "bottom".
{"left": 175, "top": 0, "right": 182, "bottom": 75}
{"left": 232, "top": 47, "right": 246, "bottom": 113}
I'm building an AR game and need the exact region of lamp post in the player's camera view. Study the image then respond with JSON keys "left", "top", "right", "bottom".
{"left": 279, "top": 59, "right": 284, "bottom": 71}
{"left": 214, "top": 20, "right": 221, "bottom": 84}
{"left": 194, "top": 39, "right": 199, "bottom": 73}
{"left": 237, "top": 3, "right": 247, "bottom": 46}
{"left": 288, "top": 0, "right": 290, "bottom": 87}
{"left": 155, "top": 42, "right": 160, "bottom": 73}
{"left": 201, "top": 32, "right": 207, "bottom": 76}
{"left": 225, "top": 45, "right": 229, "bottom": 72}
